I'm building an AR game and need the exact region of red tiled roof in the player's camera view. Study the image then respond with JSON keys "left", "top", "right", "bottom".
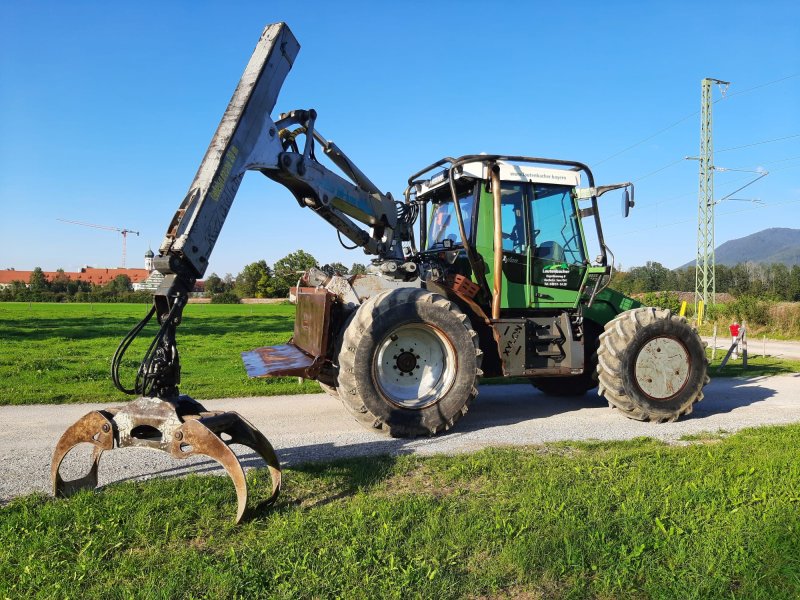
{"left": 0, "top": 268, "right": 151, "bottom": 286}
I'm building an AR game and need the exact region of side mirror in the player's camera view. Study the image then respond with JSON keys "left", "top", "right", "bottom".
{"left": 622, "top": 186, "right": 635, "bottom": 218}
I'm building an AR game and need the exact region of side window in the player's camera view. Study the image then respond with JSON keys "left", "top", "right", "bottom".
{"left": 530, "top": 185, "right": 586, "bottom": 265}
{"left": 500, "top": 183, "right": 526, "bottom": 253}
{"left": 426, "top": 189, "right": 475, "bottom": 250}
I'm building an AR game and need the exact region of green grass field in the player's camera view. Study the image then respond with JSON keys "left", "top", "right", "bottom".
{"left": 2, "top": 425, "right": 799, "bottom": 599}
{"left": 0, "top": 302, "right": 320, "bottom": 405}
{"left": 1, "top": 302, "right": 798, "bottom": 405}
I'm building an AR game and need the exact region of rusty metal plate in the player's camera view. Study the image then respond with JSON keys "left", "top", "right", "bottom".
{"left": 293, "top": 287, "right": 333, "bottom": 357}
{"left": 242, "top": 343, "right": 315, "bottom": 378}
{"left": 242, "top": 287, "right": 333, "bottom": 378}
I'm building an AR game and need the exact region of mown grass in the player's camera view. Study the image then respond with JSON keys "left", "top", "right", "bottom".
{"left": 2, "top": 424, "right": 799, "bottom": 599}
{"left": 1, "top": 302, "right": 798, "bottom": 405}
{"left": 0, "top": 302, "right": 320, "bottom": 405}
{"left": 707, "top": 348, "right": 800, "bottom": 378}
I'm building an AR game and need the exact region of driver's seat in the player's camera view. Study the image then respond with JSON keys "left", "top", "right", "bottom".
{"left": 535, "top": 241, "right": 565, "bottom": 263}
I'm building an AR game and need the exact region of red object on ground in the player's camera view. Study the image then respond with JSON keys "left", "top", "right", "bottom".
{"left": 729, "top": 323, "right": 741, "bottom": 338}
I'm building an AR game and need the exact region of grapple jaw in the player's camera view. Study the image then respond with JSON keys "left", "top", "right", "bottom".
{"left": 51, "top": 396, "right": 281, "bottom": 523}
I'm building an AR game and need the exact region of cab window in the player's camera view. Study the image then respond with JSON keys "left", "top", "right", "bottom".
{"left": 529, "top": 184, "right": 586, "bottom": 265}
{"left": 500, "top": 183, "right": 527, "bottom": 254}
{"left": 426, "top": 189, "right": 475, "bottom": 250}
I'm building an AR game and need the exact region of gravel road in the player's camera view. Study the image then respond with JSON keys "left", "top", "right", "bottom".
{"left": 702, "top": 336, "right": 800, "bottom": 360}
{"left": 2, "top": 373, "right": 799, "bottom": 501}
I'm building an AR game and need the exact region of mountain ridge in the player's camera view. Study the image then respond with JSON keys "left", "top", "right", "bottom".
{"left": 680, "top": 228, "right": 800, "bottom": 268}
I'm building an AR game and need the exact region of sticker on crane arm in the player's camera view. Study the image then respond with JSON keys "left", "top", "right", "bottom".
{"left": 542, "top": 263, "right": 570, "bottom": 287}
{"left": 210, "top": 146, "right": 240, "bottom": 201}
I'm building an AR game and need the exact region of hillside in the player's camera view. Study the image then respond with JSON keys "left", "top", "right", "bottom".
{"left": 682, "top": 228, "right": 800, "bottom": 267}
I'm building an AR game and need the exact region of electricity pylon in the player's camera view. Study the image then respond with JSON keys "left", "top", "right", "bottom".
{"left": 695, "top": 77, "right": 729, "bottom": 315}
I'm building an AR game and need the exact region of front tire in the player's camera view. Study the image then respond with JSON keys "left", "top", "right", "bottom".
{"left": 338, "top": 288, "right": 482, "bottom": 437}
{"left": 597, "top": 307, "right": 709, "bottom": 422}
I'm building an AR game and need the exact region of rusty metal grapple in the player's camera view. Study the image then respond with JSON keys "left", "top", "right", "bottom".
{"left": 51, "top": 396, "right": 280, "bottom": 523}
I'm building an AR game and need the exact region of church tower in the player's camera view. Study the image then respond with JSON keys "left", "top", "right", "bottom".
{"left": 144, "top": 247, "right": 155, "bottom": 272}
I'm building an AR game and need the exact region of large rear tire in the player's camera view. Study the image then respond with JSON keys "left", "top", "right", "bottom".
{"left": 597, "top": 307, "right": 709, "bottom": 422}
{"left": 338, "top": 288, "right": 482, "bottom": 437}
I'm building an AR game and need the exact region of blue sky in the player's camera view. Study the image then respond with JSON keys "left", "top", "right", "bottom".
{"left": 1, "top": 1, "right": 798, "bottom": 276}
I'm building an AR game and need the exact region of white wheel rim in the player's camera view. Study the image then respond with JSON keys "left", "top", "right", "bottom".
{"left": 633, "top": 337, "right": 691, "bottom": 400}
{"left": 374, "top": 323, "right": 457, "bottom": 409}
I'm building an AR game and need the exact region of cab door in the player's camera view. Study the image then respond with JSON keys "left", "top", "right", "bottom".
{"left": 527, "top": 184, "right": 588, "bottom": 307}
{"left": 474, "top": 182, "right": 530, "bottom": 310}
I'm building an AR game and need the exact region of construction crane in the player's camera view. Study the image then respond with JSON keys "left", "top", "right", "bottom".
{"left": 57, "top": 219, "right": 140, "bottom": 269}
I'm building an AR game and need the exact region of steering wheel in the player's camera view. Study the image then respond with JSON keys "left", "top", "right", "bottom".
{"left": 502, "top": 225, "right": 527, "bottom": 253}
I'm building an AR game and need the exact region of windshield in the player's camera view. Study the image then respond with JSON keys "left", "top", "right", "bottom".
{"left": 426, "top": 189, "right": 475, "bottom": 250}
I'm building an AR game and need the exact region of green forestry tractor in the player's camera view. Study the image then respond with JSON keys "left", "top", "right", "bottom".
{"left": 52, "top": 23, "right": 709, "bottom": 519}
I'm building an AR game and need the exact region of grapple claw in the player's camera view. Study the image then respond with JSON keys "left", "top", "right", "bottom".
{"left": 50, "top": 396, "right": 281, "bottom": 523}
{"left": 51, "top": 410, "right": 115, "bottom": 497}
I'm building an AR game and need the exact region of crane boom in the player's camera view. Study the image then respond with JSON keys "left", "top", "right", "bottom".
{"left": 57, "top": 218, "right": 140, "bottom": 268}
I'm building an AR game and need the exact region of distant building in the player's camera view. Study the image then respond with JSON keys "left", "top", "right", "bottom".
{"left": 0, "top": 248, "right": 203, "bottom": 293}
{"left": 0, "top": 266, "right": 150, "bottom": 289}
{"left": 132, "top": 247, "right": 165, "bottom": 292}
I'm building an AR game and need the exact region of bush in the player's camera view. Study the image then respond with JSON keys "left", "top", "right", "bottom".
{"left": 726, "top": 295, "right": 771, "bottom": 326}
{"left": 768, "top": 302, "right": 800, "bottom": 334}
{"left": 640, "top": 291, "right": 681, "bottom": 314}
{"left": 211, "top": 291, "right": 241, "bottom": 304}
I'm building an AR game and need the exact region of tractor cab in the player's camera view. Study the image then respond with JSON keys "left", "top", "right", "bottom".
{"left": 412, "top": 157, "right": 622, "bottom": 312}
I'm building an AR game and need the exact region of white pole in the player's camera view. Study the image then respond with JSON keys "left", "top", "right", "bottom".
{"left": 712, "top": 323, "right": 717, "bottom": 361}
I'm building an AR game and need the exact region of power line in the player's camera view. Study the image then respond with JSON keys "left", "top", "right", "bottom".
{"left": 616, "top": 197, "right": 800, "bottom": 237}
{"left": 594, "top": 112, "right": 697, "bottom": 167}
{"left": 716, "top": 133, "right": 800, "bottom": 153}
{"left": 632, "top": 172, "right": 770, "bottom": 211}
{"left": 633, "top": 157, "right": 687, "bottom": 183}
{"left": 719, "top": 72, "right": 800, "bottom": 101}
{"left": 630, "top": 152, "right": 800, "bottom": 185}
{"left": 593, "top": 72, "right": 800, "bottom": 167}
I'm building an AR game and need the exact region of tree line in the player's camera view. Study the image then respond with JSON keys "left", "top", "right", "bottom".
{"left": 6, "top": 254, "right": 797, "bottom": 305}
{"left": 0, "top": 250, "right": 370, "bottom": 303}
{"left": 611, "top": 261, "right": 800, "bottom": 302}
{"left": 205, "top": 250, "right": 368, "bottom": 303}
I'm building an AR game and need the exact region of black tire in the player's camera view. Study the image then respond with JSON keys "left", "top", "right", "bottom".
{"left": 530, "top": 320, "right": 601, "bottom": 397}
{"left": 597, "top": 307, "right": 709, "bottom": 423}
{"left": 317, "top": 381, "right": 339, "bottom": 397}
{"left": 315, "top": 311, "right": 358, "bottom": 399}
{"left": 338, "top": 288, "right": 482, "bottom": 437}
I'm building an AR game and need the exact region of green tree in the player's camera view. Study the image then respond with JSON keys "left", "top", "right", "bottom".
{"left": 673, "top": 267, "right": 696, "bottom": 292}
{"left": 106, "top": 275, "right": 132, "bottom": 293}
{"left": 29, "top": 267, "right": 49, "bottom": 292}
{"left": 323, "top": 262, "right": 349, "bottom": 276}
{"left": 767, "top": 263, "right": 791, "bottom": 300}
{"left": 350, "top": 263, "right": 367, "bottom": 275}
{"left": 204, "top": 272, "right": 225, "bottom": 296}
{"left": 269, "top": 250, "right": 318, "bottom": 297}
{"left": 626, "top": 261, "right": 674, "bottom": 293}
{"left": 235, "top": 260, "right": 272, "bottom": 298}
{"left": 50, "top": 269, "right": 71, "bottom": 294}
{"left": 790, "top": 265, "right": 800, "bottom": 301}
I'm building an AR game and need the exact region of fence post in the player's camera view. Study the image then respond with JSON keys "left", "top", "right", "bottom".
{"left": 742, "top": 321, "right": 748, "bottom": 369}
{"left": 712, "top": 323, "right": 717, "bottom": 361}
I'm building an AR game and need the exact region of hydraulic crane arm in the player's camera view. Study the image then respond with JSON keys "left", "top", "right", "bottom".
{"left": 157, "top": 22, "right": 402, "bottom": 295}
{"left": 122, "top": 22, "right": 408, "bottom": 399}
{"left": 53, "top": 22, "right": 413, "bottom": 521}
